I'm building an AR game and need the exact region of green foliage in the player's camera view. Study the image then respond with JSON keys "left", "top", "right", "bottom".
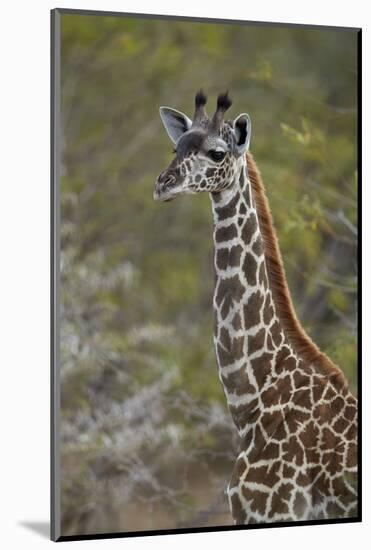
{"left": 59, "top": 13, "right": 358, "bottom": 535}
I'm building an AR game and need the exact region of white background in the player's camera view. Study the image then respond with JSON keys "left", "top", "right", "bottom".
{"left": 0, "top": 0, "right": 368, "bottom": 548}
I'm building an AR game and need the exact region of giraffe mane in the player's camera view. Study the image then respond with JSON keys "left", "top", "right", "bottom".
{"left": 246, "top": 152, "right": 348, "bottom": 390}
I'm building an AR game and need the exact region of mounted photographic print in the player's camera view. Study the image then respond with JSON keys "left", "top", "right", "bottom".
{"left": 51, "top": 8, "right": 361, "bottom": 542}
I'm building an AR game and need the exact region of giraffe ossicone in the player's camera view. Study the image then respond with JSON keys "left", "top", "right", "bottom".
{"left": 154, "top": 91, "right": 358, "bottom": 524}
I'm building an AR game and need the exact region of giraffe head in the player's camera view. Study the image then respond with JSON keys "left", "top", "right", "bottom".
{"left": 154, "top": 91, "right": 251, "bottom": 202}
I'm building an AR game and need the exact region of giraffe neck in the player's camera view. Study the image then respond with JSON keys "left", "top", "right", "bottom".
{"left": 211, "top": 156, "right": 287, "bottom": 433}
{"left": 209, "top": 154, "right": 357, "bottom": 524}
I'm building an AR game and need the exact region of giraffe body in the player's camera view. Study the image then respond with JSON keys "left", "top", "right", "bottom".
{"left": 154, "top": 91, "right": 358, "bottom": 524}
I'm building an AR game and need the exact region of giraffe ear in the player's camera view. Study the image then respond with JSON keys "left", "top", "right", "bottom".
{"left": 159, "top": 107, "right": 192, "bottom": 145}
{"left": 232, "top": 113, "right": 251, "bottom": 155}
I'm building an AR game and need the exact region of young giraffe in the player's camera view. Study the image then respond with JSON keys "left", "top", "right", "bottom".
{"left": 153, "top": 91, "right": 358, "bottom": 524}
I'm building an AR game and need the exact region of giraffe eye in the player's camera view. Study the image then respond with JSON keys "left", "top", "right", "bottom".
{"left": 209, "top": 150, "right": 226, "bottom": 162}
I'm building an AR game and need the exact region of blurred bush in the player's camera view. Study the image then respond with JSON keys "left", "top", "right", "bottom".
{"left": 60, "top": 13, "right": 358, "bottom": 535}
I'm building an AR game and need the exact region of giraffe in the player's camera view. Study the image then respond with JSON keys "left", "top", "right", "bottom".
{"left": 153, "top": 91, "right": 358, "bottom": 524}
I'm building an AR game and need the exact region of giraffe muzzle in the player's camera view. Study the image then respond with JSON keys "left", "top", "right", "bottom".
{"left": 153, "top": 171, "right": 183, "bottom": 202}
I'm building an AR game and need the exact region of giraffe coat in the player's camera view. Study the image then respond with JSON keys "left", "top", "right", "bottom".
{"left": 154, "top": 92, "right": 358, "bottom": 525}
{"left": 212, "top": 153, "right": 357, "bottom": 524}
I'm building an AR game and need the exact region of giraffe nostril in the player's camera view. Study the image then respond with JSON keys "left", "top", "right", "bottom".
{"left": 155, "top": 170, "right": 180, "bottom": 201}
{"left": 163, "top": 176, "right": 175, "bottom": 187}
{"left": 158, "top": 171, "right": 177, "bottom": 188}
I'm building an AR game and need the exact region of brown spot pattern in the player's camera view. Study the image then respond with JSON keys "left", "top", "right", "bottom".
{"left": 208, "top": 151, "right": 358, "bottom": 524}
{"left": 269, "top": 483, "right": 293, "bottom": 517}
{"left": 232, "top": 311, "right": 242, "bottom": 330}
{"left": 247, "top": 328, "right": 265, "bottom": 355}
{"left": 243, "top": 291, "right": 264, "bottom": 329}
{"left": 242, "top": 252, "right": 258, "bottom": 285}
{"left": 215, "top": 191, "right": 240, "bottom": 221}
{"left": 241, "top": 214, "right": 258, "bottom": 244}
{"left": 215, "top": 223, "right": 238, "bottom": 243}
{"left": 250, "top": 352, "right": 273, "bottom": 387}
{"left": 263, "top": 294, "right": 274, "bottom": 325}
{"left": 216, "top": 274, "right": 245, "bottom": 319}
{"left": 252, "top": 236, "right": 264, "bottom": 256}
